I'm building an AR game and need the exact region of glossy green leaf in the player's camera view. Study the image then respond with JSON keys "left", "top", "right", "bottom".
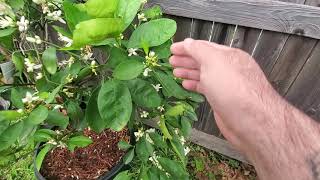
{"left": 42, "top": 47, "right": 57, "bottom": 75}
{"left": 67, "top": 135, "right": 93, "bottom": 152}
{"left": 0, "top": 153, "right": 16, "bottom": 166}
{"left": 12, "top": 52, "right": 24, "bottom": 74}
{"left": 85, "top": 88, "right": 105, "bottom": 133}
{"left": 170, "top": 138, "right": 186, "bottom": 165}
{"left": 98, "top": 80, "right": 132, "bottom": 131}
{"left": 0, "top": 121, "right": 23, "bottom": 151}
{"left": 154, "top": 70, "right": 187, "bottom": 99}
{"left": 165, "top": 104, "right": 185, "bottom": 117}
{"left": 118, "top": 140, "right": 132, "bottom": 150}
{"left": 36, "top": 144, "right": 53, "bottom": 171}
{"left": 181, "top": 117, "right": 192, "bottom": 137}
{"left": 158, "top": 157, "right": 189, "bottom": 179}
{"left": 66, "top": 101, "right": 85, "bottom": 130}
{"left": 63, "top": 1, "right": 90, "bottom": 32}
{"left": 34, "top": 131, "right": 53, "bottom": 143}
{"left": 114, "top": 60, "right": 144, "bottom": 80}
{"left": 143, "top": 5, "right": 163, "bottom": 19}
{"left": 126, "top": 78, "right": 162, "bottom": 108}
{"left": 0, "top": 28, "right": 16, "bottom": 38}
{"left": 7, "top": 0, "right": 24, "bottom": 10}
{"left": 123, "top": 149, "right": 134, "bottom": 164}
{"left": 45, "top": 85, "right": 62, "bottom": 104}
{"left": 52, "top": 25, "right": 72, "bottom": 38}
{"left": 0, "top": 120, "right": 9, "bottom": 135}
{"left": 25, "top": 105, "right": 49, "bottom": 125}
{"left": 45, "top": 110, "right": 69, "bottom": 129}
{"left": 149, "top": 132, "right": 167, "bottom": 149}
{"left": 116, "top": 0, "right": 141, "bottom": 30}
{"left": 152, "top": 40, "right": 172, "bottom": 59}
{"left": 0, "top": 111, "right": 24, "bottom": 122}
{"left": 135, "top": 137, "right": 150, "bottom": 163}
{"left": 114, "top": 170, "right": 131, "bottom": 180}
{"left": 85, "top": 0, "right": 119, "bottom": 18}
{"left": 73, "top": 18, "right": 124, "bottom": 48}
{"left": 128, "top": 18, "right": 177, "bottom": 48}
{"left": 106, "top": 47, "right": 130, "bottom": 69}
{"left": 10, "top": 88, "right": 24, "bottom": 109}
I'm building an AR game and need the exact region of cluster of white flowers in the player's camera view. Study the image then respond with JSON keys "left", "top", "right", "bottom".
{"left": 149, "top": 152, "right": 163, "bottom": 170}
{"left": 152, "top": 84, "right": 162, "bottom": 92}
{"left": 138, "top": 13, "right": 147, "bottom": 22}
{"left": 35, "top": 72, "right": 43, "bottom": 80}
{"left": 47, "top": 139, "right": 58, "bottom": 146}
{"left": 58, "top": 33, "right": 73, "bottom": 47}
{"left": 53, "top": 104, "right": 63, "bottom": 110}
{"left": 157, "top": 105, "right": 165, "bottom": 112}
{"left": 63, "top": 88, "right": 74, "bottom": 98}
{"left": 82, "top": 52, "right": 93, "bottom": 61}
{"left": 134, "top": 128, "right": 144, "bottom": 141}
{"left": 134, "top": 128, "right": 155, "bottom": 143}
{"left": 128, "top": 48, "right": 138, "bottom": 56}
{"left": 140, "top": 111, "right": 149, "bottom": 118}
{"left": 17, "top": 16, "right": 29, "bottom": 32}
{"left": 47, "top": 10, "right": 65, "bottom": 24}
{"left": 143, "top": 68, "right": 152, "bottom": 77}
{"left": 24, "top": 58, "right": 42, "bottom": 73}
{"left": 22, "top": 92, "right": 40, "bottom": 104}
{"left": 0, "top": 16, "right": 14, "bottom": 29}
{"left": 26, "top": 35, "right": 42, "bottom": 44}
{"left": 58, "top": 56, "right": 75, "bottom": 67}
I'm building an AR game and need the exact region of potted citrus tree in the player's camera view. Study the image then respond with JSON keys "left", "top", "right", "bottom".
{"left": 0, "top": 0, "right": 204, "bottom": 179}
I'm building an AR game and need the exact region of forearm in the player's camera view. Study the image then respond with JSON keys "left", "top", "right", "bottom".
{"left": 248, "top": 95, "right": 320, "bottom": 180}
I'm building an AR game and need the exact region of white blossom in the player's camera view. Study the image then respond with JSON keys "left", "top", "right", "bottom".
{"left": 149, "top": 51, "right": 156, "bottom": 58}
{"left": 42, "top": 5, "right": 50, "bottom": 14}
{"left": 149, "top": 152, "right": 163, "bottom": 170}
{"left": 140, "top": 111, "right": 149, "bottom": 118}
{"left": 184, "top": 146, "right": 191, "bottom": 155}
{"left": 54, "top": 105, "right": 63, "bottom": 110}
{"left": 0, "top": 16, "right": 14, "bottom": 29}
{"left": 58, "top": 57, "right": 74, "bottom": 67}
{"left": 24, "top": 58, "right": 42, "bottom": 72}
{"left": 32, "top": 0, "right": 46, "bottom": 5}
{"left": 22, "top": 92, "right": 39, "bottom": 104}
{"left": 141, "top": 0, "right": 148, "bottom": 4}
{"left": 63, "top": 88, "right": 74, "bottom": 98}
{"left": 16, "top": 16, "right": 29, "bottom": 32}
{"left": 17, "top": 109, "right": 24, "bottom": 113}
{"left": 143, "top": 68, "right": 152, "bottom": 77}
{"left": 157, "top": 105, "right": 165, "bottom": 112}
{"left": 138, "top": 13, "right": 147, "bottom": 22}
{"left": 145, "top": 128, "right": 155, "bottom": 134}
{"left": 65, "top": 74, "right": 74, "bottom": 83}
{"left": 57, "top": 33, "right": 73, "bottom": 47}
{"left": 26, "top": 35, "right": 42, "bottom": 44}
{"left": 128, "top": 48, "right": 138, "bottom": 56}
{"left": 134, "top": 129, "right": 144, "bottom": 141}
{"left": 119, "top": 33, "right": 124, "bottom": 40}
{"left": 91, "top": 60, "right": 98, "bottom": 75}
{"left": 146, "top": 133, "right": 154, "bottom": 144}
{"left": 82, "top": 52, "right": 93, "bottom": 61}
{"left": 180, "top": 136, "right": 186, "bottom": 145}
{"left": 152, "top": 84, "right": 162, "bottom": 92}
{"left": 47, "top": 139, "right": 57, "bottom": 146}
{"left": 47, "top": 10, "right": 65, "bottom": 24}
{"left": 35, "top": 72, "right": 43, "bottom": 80}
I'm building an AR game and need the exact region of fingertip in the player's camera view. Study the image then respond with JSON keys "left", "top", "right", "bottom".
{"left": 182, "top": 80, "right": 200, "bottom": 92}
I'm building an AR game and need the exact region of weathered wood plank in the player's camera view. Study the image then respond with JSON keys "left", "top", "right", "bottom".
{"left": 285, "top": 41, "right": 320, "bottom": 121}
{"left": 148, "top": 0, "right": 320, "bottom": 39}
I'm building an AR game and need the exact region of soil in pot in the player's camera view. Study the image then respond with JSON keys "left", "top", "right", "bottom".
{"left": 40, "top": 128, "right": 130, "bottom": 180}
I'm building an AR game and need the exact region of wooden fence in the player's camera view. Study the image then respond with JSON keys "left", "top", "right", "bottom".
{"left": 147, "top": 0, "right": 320, "bottom": 163}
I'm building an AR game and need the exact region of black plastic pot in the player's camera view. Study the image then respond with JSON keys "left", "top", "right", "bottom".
{"left": 34, "top": 130, "right": 135, "bottom": 180}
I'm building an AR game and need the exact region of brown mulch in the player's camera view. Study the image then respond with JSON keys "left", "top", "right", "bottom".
{"left": 41, "top": 128, "right": 130, "bottom": 180}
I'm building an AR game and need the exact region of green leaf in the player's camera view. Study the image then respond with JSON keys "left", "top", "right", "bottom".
{"left": 63, "top": 1, "right": 91, "bottom": 32}
{"left": 118, "top": 140, "right": 132, "bottom": 150}
{"left": 128, "top": 18, "right": 177, "bottom": 48}
{"left": 85, "top": 0, "right": 119, "bottom": 18}
{"left": 136, "top": 137, "right": 150, "bottom": 163}
{"left": 126, "top": 78, "right": 161, "bottom": 108}
{"left": 85, "top": 88, "right": 105, "bottom": 133}
{"left": 0, "top": 110, "right": 24, "bottom": 122}
{"left": 170, "top": 138, "right": 186, "bottom": 165}
{"left": 52, "top": 25, "right": 72, "bottom": 38}
{"left": 73, "top": 18, "right": 124, "bottom": 48}
{"left": 25, "top": 105, "right": 49, "bottom": 125}
{"left": 36, "top": 144, "right": 53, "bottom": 171}
{"left": 45, "top": 85, "right": 62, "bottom": 104}
{"left": 181, "top": 117, "right": 192, "bottom": 137}
{"left": 98, "top": 80, "right": 132, "bottom": 131}
{"left": 143, "top": 5, "right": 163, "bottom": 19}
{"left": 45, "top": 110, "right": 69, "bottom": 129}
{"left": 0, "top": 121, "right": 23, "bottom": 151}
{"left": 34, "top": 131, "right": 53, "bottom": 143}
{"left": 7, "top": 0, "right": 24, "bottom": 10}
{"left": 66, "top": 101, "right": 85, "bottom": 130}
{"left": 42, "top": 47, "right": 57, "bottom": 75}
{"left": 67, "top": 135, "right": 93, "bottom": 152}
{"left": 12, "top": 52, "right": 24, "bottom": 74}
{"left": 114, "top": 170, "right": 131, "bottom": 180}
{"left": 158, "top": 157, "right": 189, "bottom": 179}
{"left": 106, "top": 47, "right": 130, "bottom": 69}
{"left": 154, "top": 70, "right": 187, "bottom": 99}
{"left": 165, "top": 104, "right": 185, "bottom": 117}
{"left": 0, "top": 28, "right": 16, "bottom": 38}
{"left": 0, "top": 121, "right": 9, "bottom": 135}
{"left": 114, "top": 60, "right": 144, "bottom": 80}
{"left": 116, "top": 0, "right": 141, "bottom": 30}
{"left": 152, "top": 40, "right": 172, "bottom": 59}
{"left": 0, "top": 153, "right": 15, "bottom": 166}
{"left": 149, "top": 132, "right": 167, "bottom": 149}
{"left": 194, "top": 157, "right": 205, "bottom": 172}
{"left": 10, "top": 88, "right": 24, "bottom": 109}
{"left": 123, "top": 149, "right": 134, "bottom": 164}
